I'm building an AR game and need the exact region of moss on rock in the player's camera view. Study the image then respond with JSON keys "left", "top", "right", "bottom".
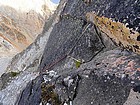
{"left": 41, "top": 83, "right": 62, "bottom": 105}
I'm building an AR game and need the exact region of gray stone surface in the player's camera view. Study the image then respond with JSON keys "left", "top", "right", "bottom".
{"left": 124, "top": 89, "right": 140, "bottom": 105}
{"left": 0, "top": 71, "right": 39, "bottom": 105}
{"left": 39, "top": 0, "right": 140, "bottom": 105}
{"left": 62, "top": 0, "right": 140, "bottom": 32}
{"left": 41, "top": 49, "right": 140, "bottom": 105}
{"left": 16, "top": 76, "right": 41, "bottom": 105}
{"left": 73, "top": 71, "right": 130, "bottom": 105}
{"left": 39, "top": 13, "right": 105, "bottom": 72}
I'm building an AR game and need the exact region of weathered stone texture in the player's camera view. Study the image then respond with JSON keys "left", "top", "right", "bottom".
{"left": 39, "top": 0, "right": 140, "bottom": 105}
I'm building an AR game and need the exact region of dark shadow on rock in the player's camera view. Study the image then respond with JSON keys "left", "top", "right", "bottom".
{"left": 16, "top": 76, "right": 41, "bottom": 105}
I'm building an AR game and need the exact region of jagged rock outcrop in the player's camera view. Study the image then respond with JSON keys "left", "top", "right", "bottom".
{"left": 37, "top": 0, "right": 140, "bottom": 105}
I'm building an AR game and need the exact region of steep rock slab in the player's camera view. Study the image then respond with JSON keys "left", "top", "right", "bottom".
{"left": 61, "top": 0, "right": 140, "bottom": 54}
{"left": 39, "top": 14, "right": 105, "bottom": 72}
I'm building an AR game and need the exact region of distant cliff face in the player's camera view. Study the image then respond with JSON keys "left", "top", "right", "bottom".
{"left": 0, "top": 0, "right": 57, "bottom": 56}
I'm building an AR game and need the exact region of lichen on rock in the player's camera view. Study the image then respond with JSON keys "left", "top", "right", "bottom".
{"left": 86, "top": 12, "right": 140, "bottom": 54}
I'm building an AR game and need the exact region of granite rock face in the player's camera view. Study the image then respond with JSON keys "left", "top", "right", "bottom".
{"left": 38, "top": 0, "right": 140, "bottom": 105}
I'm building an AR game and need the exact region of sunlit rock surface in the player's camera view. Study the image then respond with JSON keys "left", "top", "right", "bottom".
{"left": 0, "top": 0, "right": 57, "bottom": 76}
{"left": 0, "top": 0, "right": 66, "bottom": 104}
{"left": 38, "top": 0, "right": 140, "bottom": 104}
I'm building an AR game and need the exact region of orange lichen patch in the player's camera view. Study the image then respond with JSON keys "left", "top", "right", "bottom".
{"left": 137, "top": 68, "right": 140, "bottom": 71}
{"left": 112, "top": 57, "right": 126, "bottom": 67}
{"left": 86, "top": 12, "right": 140, "bottom": 54}
{"left": 127, "top": 61, "right": 135, "bottom": 68}
{"left": 124, "top": 60, "right": 135, "bottom": 71}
